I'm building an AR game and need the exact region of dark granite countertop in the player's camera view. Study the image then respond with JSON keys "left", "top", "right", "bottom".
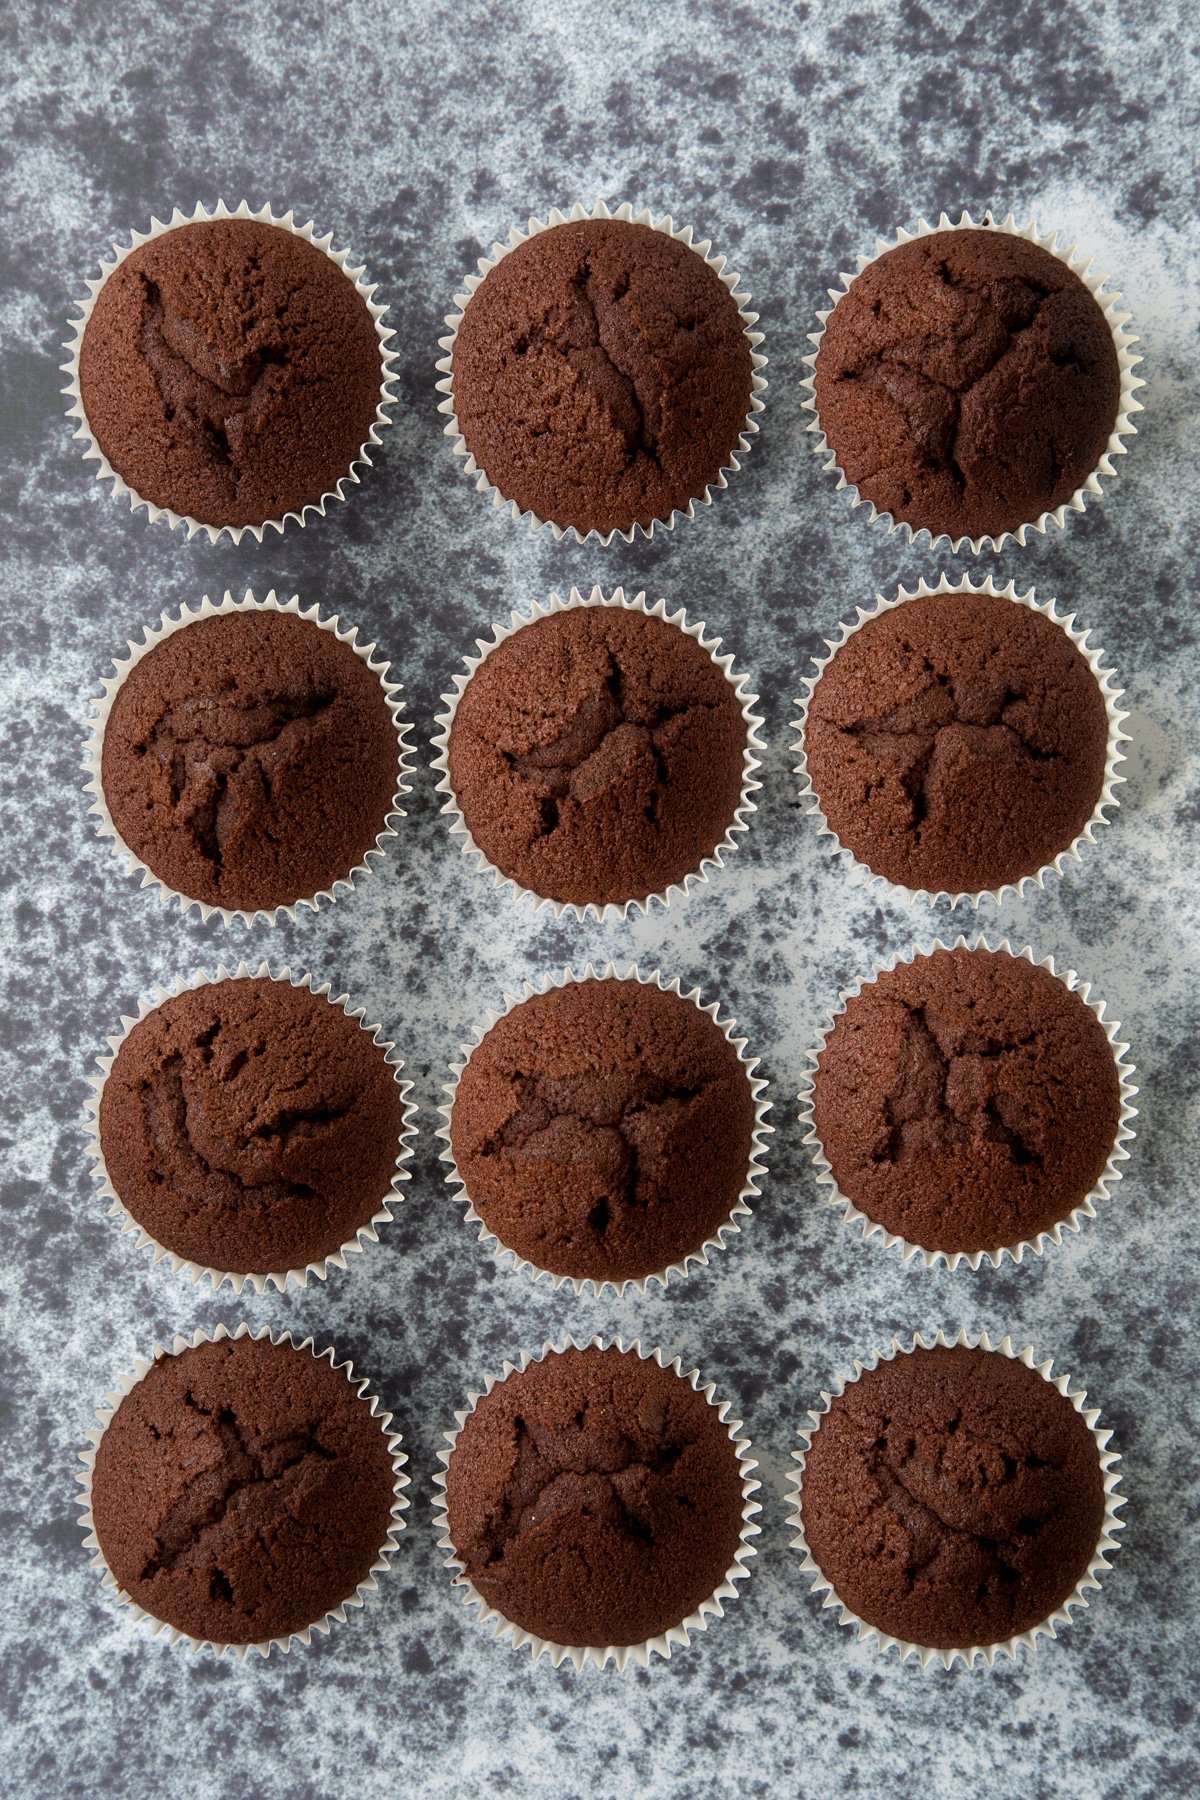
{"left": 1, "top": 2, "right": 1197, "bottom": 1795}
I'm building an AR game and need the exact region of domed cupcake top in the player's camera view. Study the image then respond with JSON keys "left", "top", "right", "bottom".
{"left": 813, "top": 228, "right": 1120, "bottom": 544}
{"left": 444, "top": 1344, "right": 747, "bottom": 1649}
{"left": 450, "top": 217, "right": 754, "bottom": 538}
{"left": 799, "top": 1344, "right": 1107, "bottom": 1651}
{"left": 98, "top": 975, "right": 405, "bottom": 1277}
{"left": 89, "top": 1333, "right": 398, "bottom": 1645}
{"left": 79, "top": 218, "right": 385, "bottom": 529}
{"left": 811, "top": 946, "right": 1122, "bottom": 1256}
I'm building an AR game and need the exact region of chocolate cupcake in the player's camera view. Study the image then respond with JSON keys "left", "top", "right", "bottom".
{"left": 88, "top": 593, "right": 409, "bottom": 923}
{"left": 438, "top": 203, "right": 765, "bottom": 542}
{"left": 92, "top": 970, "right": 413, "bottom": 1289}
{"left": 437, "top": 591, "right": 760, "bottom": 916}
{"left": 444, "top": 971, "right": 767, "bottom": 1290}
{"left": 798, "top": 578, "right": 1123, "bottom": 899}
{"left": 790, "top": 1336, "right": 1123, "bottom": 1666}
{"left": 806, "top": 215, "right": 1141, "bottom": 550}
{"left": 436, "top": 1342, "right": 758, "bottom": 1667}
{"left": 67, "top": 202, "right": 394, "bottom": 540}
{"left": 806, "top": 944, "right": 1133, "bottom": 1265}
{"left": 81, "top": 1328, "right": 407, "bottom": 1652}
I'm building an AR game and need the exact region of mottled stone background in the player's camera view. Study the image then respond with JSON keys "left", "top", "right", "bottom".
{"left": 1, "top": 2, "right": 1197, "bottom": 1795}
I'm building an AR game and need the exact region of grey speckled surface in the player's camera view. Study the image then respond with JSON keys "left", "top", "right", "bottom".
{"left": 1, "top": 3, "right": 1198, "bottom": 1796}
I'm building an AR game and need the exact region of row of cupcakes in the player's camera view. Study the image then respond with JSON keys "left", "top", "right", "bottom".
{"left": 87, "top": 948, "right": 1135, "bottom": 1295}
{"left": 84, "top": 582, "right": 1127, "bottom": 927}
{"left": 64, "top": 199, "right": 1142, "bottom": 553}
{"left": 80, "top": 1326, "right": 1123, "bottom": 1672}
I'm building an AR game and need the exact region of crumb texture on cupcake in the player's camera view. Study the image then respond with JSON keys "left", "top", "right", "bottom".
{"left": 99, "top": 976, "right": 404, "bottom": 1274}
{"left": 800, "top": 1345, "right": 1107, "bottom": 1649}
{"left": 90, "top": 1334, "right": 397, "bottom": 1644}
{"left": 812, "top": 947, "right": 1121, "bottom": 1254}
{"left": 451, "top": 217, "right": 753, "bottom": 536}
{"left": 445, "top": 1345, "right": 746, "bottom": 1647}
{"left": 79, "top": 219, "right": 383, "bottom": 527}
{"left": 100, "top": 609, "right": 399, "bottom": 914}
{"left": 451, "top": 978, "right": 756, "bottom": 1284}
{"left": 804, "top": 590, "right": 1111, "bottom": 894}
{"left": 813, "top": 229, "right": 1121, "bottom": 542}
{"left": 447, "top": 606, "right": 748, "bottom": 908}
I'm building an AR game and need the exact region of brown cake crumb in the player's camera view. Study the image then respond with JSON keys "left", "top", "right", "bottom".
{"left": 804, "top": 590, "right": 1111, "bottom": 894}
{"left": 813, "top": 229, "right": 1120, "bottom": 542}
{"left": 451, "top": 217, "right": 754, "bottom": 537}
{"left": 446, "top": 605, "right": 749, "bottom": 909}
{"left": 800, "top": 1345, "right": 1107, "bottom": 1649}
{"left": 100, "top": 608, "right": 400, "bottom": 915}
{"left": 812, "top": 947, "right": 1122, "bottom": 1255}
{"left": 79, "top": 218, "right": 384, "bottom": 528}
{"left": 445, "top": 1345, "right": 746, "bottom": 1647}
{"left": 450, "top": 977, "right": 757, "bottom": 1284}
{"left": 98, "top": 976, "right": 405, "bottom": 1275}
{"left": 90, "top": 1334, "right": 397, "bottom": 1644}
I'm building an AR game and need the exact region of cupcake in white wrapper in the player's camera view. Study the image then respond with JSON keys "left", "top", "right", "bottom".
{"left": 433, "top": 1337, "right": 761, "bottom": 1670}
{"left": 798, "top": 935, "right": 1138, "bottom": 1272}
{"left": 63, "top": 200, "right": 397, "bottom": 544}
{"left": 438, "top": 963, "right": 772, "bottom": 1296}
{"left": 786, "top": 1328, "right": 1125, "bottom": 1669}
{"left": 436, "top": 200, "right": 767, "bottom": 546}
{"left": 792, "top": 573, "right": 1129, "bottom": 909}
{"left": 83, "top": 588, "right": 414, "bottom": 928}
{"left": 78, "top": 1322, "right": 409, "bottom": 1659}
{"left": 432, "top": 585, "right": 764, "bottom": 923}
{"left": 86, "top": 962, "right": 419, "bottom": 1295}
{"left": 802, "top": 209, "right": 1144, "bottom": 554}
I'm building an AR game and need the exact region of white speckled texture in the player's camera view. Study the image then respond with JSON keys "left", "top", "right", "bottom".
{"left": 1, "top": 3, "right": 1197, "bottom": 1797}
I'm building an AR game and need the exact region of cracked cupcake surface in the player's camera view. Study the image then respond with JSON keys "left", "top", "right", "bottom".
{"left": 812, "top": 948, "right": 1122, "bottom": 1255}
{"left": 100, "top": 609, "right": 400, "bottom": 914}
{"left": 803, "top": 590, "right": 1111, "bottom": 894}
{"left": 98, "top": 977, "right": 405, "bottom": 1275}
{"left": 450, "top": 217, "right": 754, "bottom": 537}
{"left": 446, "top": 606, "right": 748, "bottom": 908}
{"left": 78, "top": 219, "right": 384, "bottom": 528}
{"left": 799, "top": 1345, "right": 1106, "bottom": 1650}
{"left": 90, "top": 1334, "right": 397, "bottom": 1644}
{"left": 444, "top": 1345, "right": 746, "bottom": 1648}
{"left": 450, "top": 978, "right": 757, "bottom": 1284}
{"left": 813, "top": 229, "right": 1121, "bottom": 543}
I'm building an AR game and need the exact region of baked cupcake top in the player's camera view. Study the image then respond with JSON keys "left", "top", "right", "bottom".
{"left": 79, "top": 218, "right": 384, "bottom": 528}
{"left": 813, "top": 229, "right": 1121, "bottom": 543}
{"left": 98, "top": 976, "right": 405, "bottom": 1275}
{"left": 444, "top": 1345, "right": 746, "bottom": 1648}
{"left": 812, "top": 947, "right": 1121, "bottom": 1255}
{"left": 446, "top": 605, "right": 748, "bottom": 909}
{"left": 90, "top": 1334, "right": 397, "bottom": 1644}
{"left": 449, "top": 977, "right": 757, "bottom": 1284}
{"left": 100, "top": 608, "right": 400, "bottom": 915}
{"left": 800, "top": 1345, "right": 1107, "bottom": 1650}
{"left": 450, "top": 217, "right": 754, "bottom": 537}
{"left": 803, "top": 590, "right": 1111, "bottom": 895}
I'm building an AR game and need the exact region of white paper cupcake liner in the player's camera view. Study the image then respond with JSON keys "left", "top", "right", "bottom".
{"left": 431, "top": 584, "right": 765, "bottom": 923}
{"left": 437, "top": 963, "right": 772, "bottom": 1297}
{"left": 62, "top": 199, "right": 398, "bottom": 544}
{"left": 435, "top": 199, "right": 768, "bottom": 546}
{"left": 798, "top": 934, "right": 1138, "bottom": 1272}
{"left": 802, "top": 209, "right": 1144, "bottom": 555}
{"left": 82, "top": 587, "right": 415, "bottom": 928}
{"left": 77, "top": 1321, "right": 410, "bottom": 1659}
{"left": 791, "top": 573, "right": 1129, "bottom": 909}
{"left": 433, "top": 1336, "right": 761, "bottom": 1671}
{"left": 85, "top": 962, "right": 419, "bottom": 1295}
{"left": 786, "top": 1327, "right": 1126, "bottom": 1669}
